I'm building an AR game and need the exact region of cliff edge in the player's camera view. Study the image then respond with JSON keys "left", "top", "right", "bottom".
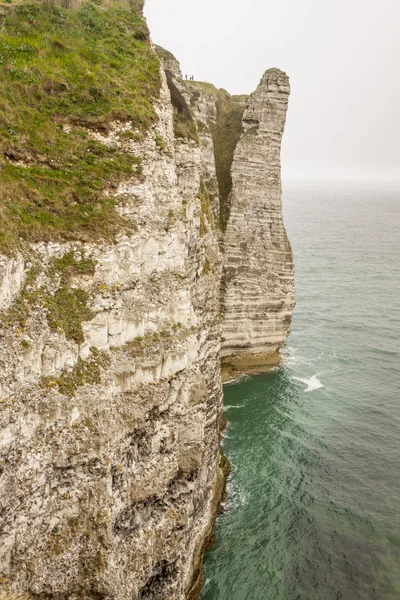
{"left": 0, "top": 1, "right": 294, "bottom": 598}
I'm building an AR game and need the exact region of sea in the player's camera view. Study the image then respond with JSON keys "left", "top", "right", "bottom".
{"left": 201, "top": 181, "right": 400, "bottom": 600}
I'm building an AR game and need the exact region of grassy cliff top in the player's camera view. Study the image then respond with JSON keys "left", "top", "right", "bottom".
{"left": 0, "top": 0, "right": 160, "bottom": 253}
{"left": 154, "top": 44, "right": 177, "bottom": 65}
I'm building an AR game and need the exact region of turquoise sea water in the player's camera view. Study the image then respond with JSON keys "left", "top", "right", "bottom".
{"left": 202, "top": 183, "right": 400, "bottom": 600}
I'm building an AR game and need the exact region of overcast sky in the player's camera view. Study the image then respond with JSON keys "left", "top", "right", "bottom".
{"left": 144, "top": 0, "right": 400, "bottom": 181}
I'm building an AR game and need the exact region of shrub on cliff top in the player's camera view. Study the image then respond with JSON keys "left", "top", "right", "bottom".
{"left": 0, "top": 0, "right": 160, "bottom": 252}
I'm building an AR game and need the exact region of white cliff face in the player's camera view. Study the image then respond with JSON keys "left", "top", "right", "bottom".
{"left": 221, "top": 69, "right": 295, "bottom": 374}
{"left": 181, "top": 85, "right": 219, "bottom": 196}
{"left": 0, "top": 255, "right": 25, "bottom": 311}
{"left": 0, "top": 69, "right": 222, "bottom": 600}
{"left": 0, "top": 54, "right": 294, "bottom": 600}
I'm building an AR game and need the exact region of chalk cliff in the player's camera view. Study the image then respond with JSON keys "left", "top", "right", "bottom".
{"left": 220, "top": 70, "right": 296, "bottom": 376}
{"left": 0, "top": 1, "right": 294, "bottom": 598}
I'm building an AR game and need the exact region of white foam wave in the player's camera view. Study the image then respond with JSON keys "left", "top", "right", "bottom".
{"left": 226, "top": 482, "right": 248, "bottom": 510}
{"left": 293, "top": 375, "right": 324, "bottom": 392}
{"left": 224, "top": 404, "right": 245, "bottom": 411}
{"left": 283, "top": 347, "right": 308, "bottom": 366}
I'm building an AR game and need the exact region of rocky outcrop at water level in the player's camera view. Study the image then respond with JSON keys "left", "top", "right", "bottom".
{"left": 0, "top": 1, "right": 294, "bottom": 598}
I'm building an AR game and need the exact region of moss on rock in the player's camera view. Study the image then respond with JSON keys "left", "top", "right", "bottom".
{"left": 45, "top": 252, "right": 96, "bottom": 342}
{"left": 1, "top": 252, "right": 96, "bottom": 341}
{"left": 46, "top": 287, "right": 93, "bottom": 343}
{"left": 210, "top": 92, "right": 247, "bottom": 231}
{"left": 50, "top": 251, "right": 96, "bottom": 284}
{"left": 1, "top": 261, "right": 42, "bottom": 328}
{"left": 41, "top": 348, "right": 110, "bottom": 396}
{"left": 198, "top": 178, "right": 215, "bottom": 237}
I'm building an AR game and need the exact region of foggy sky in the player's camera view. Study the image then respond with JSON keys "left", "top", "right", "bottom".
{"left": 144, "top": 0, "right": 400, "bottom": 182}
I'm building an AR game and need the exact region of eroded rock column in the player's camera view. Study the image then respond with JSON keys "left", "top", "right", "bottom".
{"left": 221, "top": 69, "right": 295, "bottom": 375}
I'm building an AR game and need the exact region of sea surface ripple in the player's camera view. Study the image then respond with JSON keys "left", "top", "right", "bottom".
{"left": 201, "top": 183, "right": 400, "bottom": 600}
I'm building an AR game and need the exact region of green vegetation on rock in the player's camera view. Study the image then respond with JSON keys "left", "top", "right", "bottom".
{"left": 187, "top": 80, "right": 219, "bottom": 96}
{"left": 46, "top": 252, "right": 96, "bottom": 343}
{"left": 202, "top": 256, "right": 213, "bottom": 275}
{"left": 124, "top": 329, "right": 173, "bottom": 357}
{"left": 41, "top": 347, "right": 110, "bottom": 396}
{"left": 211, "top": 92, "right": 246, "bottom": 231}
{"left": 46, "top": 287, "right": 93, "bottom": 343}
{"left": 154, "top": 44, "right": 199, "bottom": 142}
{"left": 50, "top": 251, "right": 96, "bottom": 284}
{"left": 182, "top": 79, "right": 247, "bottom": 230}
{"left": 1, "top": 251, "right": 96, "bottom": 342}
{"left": 198, "top": 177, "right": 215, "bottom": 237}
{"left": 0, "top": 260, "right": 42, "bottom": 328}
{"left": 0, "top": 0, "right": 160, "bottom": 252}
{"left": 154, "top": 44, "right": 177, "bottom": 64}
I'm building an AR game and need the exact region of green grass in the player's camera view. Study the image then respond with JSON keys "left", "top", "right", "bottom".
{"left": 0, "top": 0, "right": 160, "bottom": 252}
{"left": 154, "top": 44, "right": 177, "bottom": 65}
{"left": 41, "top": 347, "right": 110, "bottom": 396}
{"left": 186, "top": 80, "right": 219, "bottom": 96}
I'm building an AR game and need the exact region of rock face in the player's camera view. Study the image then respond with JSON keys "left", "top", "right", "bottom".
{"left": 0, "top": 22, "right": 294, "bottom": 600}
{"left": 0, "top": 69, "right": 223, "bottom": 600}
{"left": 221, "top": 69, "right": 295, "bottom": 374}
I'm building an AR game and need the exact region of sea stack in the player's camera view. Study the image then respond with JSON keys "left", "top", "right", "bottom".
{"left": 221, "top": 69, "right": 295, "bottom": 378}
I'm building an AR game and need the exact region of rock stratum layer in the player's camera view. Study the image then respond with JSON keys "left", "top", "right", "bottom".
{"left": 0, "top": 1, "right": 294, "bottom": 598}
{"left": 221, "top": 70, "right": 295, "bottom": 374}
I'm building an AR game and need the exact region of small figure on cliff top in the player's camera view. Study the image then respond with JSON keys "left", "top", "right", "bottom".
{"left": 185, "top": 74, "right": 188, "bottom": 80}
